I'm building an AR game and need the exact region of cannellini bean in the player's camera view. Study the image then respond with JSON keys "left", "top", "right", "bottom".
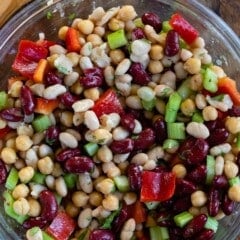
{"left": 43, "top": 84, "right": 67, "bottom": 99}
{"left": 100, "top": 113, "right": 121, "bottom": 130}
{"left": 79, "top": 56, "right": 93, "bottom": 70}
{"left": 112, "top": 126, "right": 129, "bottom": 140}
{"left": 84, "top": 110, "right": 100, "bottom": 130}
{"left": 49, "top": 44, "right": 67, "bottom": 55}
{"left": 72, "top": 99, "right": 94, "bottom": 112}
{"left": 210, "top": 143, "right": 231, "bottom": 156}
{"left": 131, "top": 153, "right": 148, "bottom": 165}
{"left": 85, "top": 128, "right": 112, "bottom": 145}
{"left": 78, "top": 208, "right": 92, "bottom": 228}
{"left": 113, "top": 153, "right": 130, "bottom": 163}
{"left": 186, "top": 122, "right": 209, "bottom": 139}
{"left": 120, "top": 218, "right": 136, "bottom": 240}
{"left": 55, "top": 176, "right": 68, "bottom": 197}
{"left": 224, "top": 161, "right": 239, "bottom": 179}
{"left": 59, "top": 132, "right": 78, "bottom": 148}
{"left": 195, "top": 93, "right": 207, "bottom": 109}
{"left": 115, "top": 59, "right": 131, "bottom": 75}
{"left": 64, "top": 71, "right": 79, "bottom": 86}
{"left": 154, "top": 84, "right": 173, "bottom": 98}
{"left": 215, "top": 156, "right": 224, "bottom": 175}
{"left": 30, "top": 183, "right": 46, "bottom": 199}
{"left": 147, "top": 146, "right": 164, "bottom": 161}
{"left": 97, "top": 145, "right": 113, "bottom": 163}
{"left": 104, "top": 65, "right": 115, "bottom": 87}
{"left": 79, "top": 173, "right": 93, "bottom": 193}
{"left": 131, "top": 39, "right": 151, "bottom": 56}
{"left": 26, "top": 226, "right": 43, "bottom": 240}
{"left": 96, "top": 7, "right": 120, "bottom": 26}
{"left": 80, "top": 42, "right": 93, "bottom": 56}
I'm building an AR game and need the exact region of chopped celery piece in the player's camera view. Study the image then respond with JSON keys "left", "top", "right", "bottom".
{"left": 3, "top": 190, "right": 29, "bottom": 224}
{"left": 142, "top": 98, "right": 156, "bottom": 111}
{"left": 174, "top": 211, "right": 193, "bottom": 228}
{"left": 134, "top": 17, "right": 144, "bottom": 28}
{"left": 78, "top": 229, "right": 91, "bottom": 240}
{"left": 179, "top": 38, "right": 187, "bottom": 49}
{"left": 42, "top": 231, "right": 54, "bottom": 240}
{"left": 162, "top": 21, "right": 172, "bottom": 32}
{"left": 177, "top": 79, "right": 194, "bottom": 99}
{"left": 203, "top": 68, "right": 218, "bottom": 93}
{"left": 145, "top": 201, "right": 160, "bottom": 210}
{"left": 84, "top": 142, "right": 99, "bottom": 156}
{"left": 101, "top": 207, "right": 121, "bottom": 229}
{"left": 32, "top": 115, "right": 51, "bottom": 132}
{"left": 150, "top": 226, "right": 169, "bottom": 240}
{"left": 206, "top": 155, "right": 215, "bottom": 185}
{"left": 113, "top": 175, "right": 130, "bottom": 192}
{"left": 0, "top": 91, "right": 8, "bottom": 110}
{"left": 63, "top": 173, "right": 77, "bottom": 189}
{"left": 163, "top": 139, "right": 179, "bottom": 150}
{"left": 5, "top": 168, "right": 19, "bottom": 190}
{"left": 229, "top": 176, "right": 240, "bottom": 187}
{"left": 165, "top": 92, "right": 182, "bottom": 123}
{"left": 167, "top": 122, "right": 186, "bottom": 140}
{"left": 107, "top": 29, "right": 128, "bottom": 49}
{"left": 32, "top": 171, "right": 45, "bottom": 184}
{"left": 192, "top": 112, "right": 204, "bottom": 123}
{"left": 204, "top": 216, "right": 219, "bottom": 233}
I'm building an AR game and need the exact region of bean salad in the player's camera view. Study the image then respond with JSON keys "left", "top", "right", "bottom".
{"left": 0, "top": 4, "right": 240, "bottom": 240}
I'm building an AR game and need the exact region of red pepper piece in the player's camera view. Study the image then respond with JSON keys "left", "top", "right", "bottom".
{"left": 132, "top": 200, "right": 147, "bottom": 224}
{"left": 169, "top": 13, "right": 199, "bottom": 44}
{"left": 92, "top": 89, "right": 123, "bottom": 117}
{"left": 65, "top": 27, "right": 81, "bottom": 52}
{"left": 140, "top": 171, "right": 176, "bottom": 202}
{"left": 12, "top": 40, "right": 48, "bottom": 78}
{"left": 0, "top": 126, "right": 11, "bottom": 139}
{"left": 46, "top": 211, "right": 76, "bottom": 240}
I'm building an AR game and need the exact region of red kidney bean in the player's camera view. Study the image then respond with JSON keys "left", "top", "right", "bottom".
{"left": 207, "top": 128, "right": 229, "bottom": 146}
{"left": 129, "top": 62, "right": 151, "bottom": 86}
{"left": 178, "top": 137, "right": 209, "bottom": 165}
{"left": 89, "top": 229, "right": 115, "bottom": 240}
{"left": 60, "top": 92, "right": 79, "bottom": 108}
{"left": 45, "top": 125, "right": 60, "bottom": 146}
{"left": 110, "top": 138, "right": 134, "bottom": 154}
{"left": 175, "top": 178, "right": 196, "bottom": 196}
{"left": 39, "top": 190, "right": 58, "bottom": 221}
{"left": 205, "top": 120, "right": 224, "bottom": 131}
{"left": 160, "top": 198, "right": 175, "bottom": 210}
{"left": 156, "top": 211, "right": 172, "bottom": 227}
{"left": 141, "top": 12, "right": 162, "bottom": 32}
{"left": 221, "top": 194, "right": 235, "bottom": 215}
{"left": 173, "top": 196, "right": 192, "bottom": 213}
{"left": 0, "top": 107, "right": 23, "bottom": 122}
{"left": 134, "top": 128, "right": 156, "bottom": 151}
{"left": 187, "top": 164, "right": 207, "bottom": 183}
{"left": 80, "top": 67, "right": 104, "bottom": 88}
{"left": 208, "top": 188, "right": 220, "bottom": 217}
{"left": 120, "top": 113, "right": 136, "bottom": 132}
{"left": 20, "top": 85, "right": 35, "bottom": 115}
{"left": 65, "top": 156, "right": 94, "bottom": 173}
{"left": 127, "top": 163, "right": 142, "bottom": 191}
{"left": 23, "top": 216, "right": 48, "bottom": 229}
{"left": 228, "top": 105, "right": 240, "bottom": 117}
{"left": 131, "top": 27, "right": 145, "bottom": 40}
{"left": 45, "top": 71, "right": 62, "bottom": 86}
{"left": 212, "top": 175, "right": 228, "bottom": 189}
{"left": 56, "top": 148, "right": 81, "bottom": 162}
{"left": 152, "top": 116, "right": 167, "bottom": 144}
{"left": 0, "top": 159, "right": 7, "bottom": 184}
{"left": 164, "top": 30, "right": 180, "bottom": 57}
{"left": 183, "top": 214, "right": 208, "bottom": 239}
{"left": 195, "top": 229, "right": 214, "bottom": 240}
{"left": 169, "top": 227, "right": 183, "bottom": 240}
{"left": 153, "top": 165, "right": 168, "bottom": 173}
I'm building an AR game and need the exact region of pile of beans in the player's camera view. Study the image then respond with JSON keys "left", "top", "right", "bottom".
{"left": 0, "top": 4, "right": 240, "bottom": 240}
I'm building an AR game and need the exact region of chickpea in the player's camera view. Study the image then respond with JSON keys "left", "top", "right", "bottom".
{"left": 225, "top": 117, "right": 240, "bottom": 134}
{"left": 86, "top": 34, "right": 103, "bottom": 47}
{"left": 191, "top": 190, "right": 207, "bottom": 207}
{"left": 78, "top": 19, "right": 94, "bottom": 35}
{"left": 13, "top": 197, "right": 30, "bottom": 216}
{"left": 15, "top": 135, "right": 33, "bottom": 151}
{"left": 224, "top": 161, "right": 239, "bottom": 179}
{"left": 12, "top": 184, "right": 29, "bottom": 199}
{"left": 149, "top": 44, "right": 163, "bottom": 60}
{"left": 65, "top": 201, "right": 80, "bottom": 218}
{"left": 58, "top": 26, "right": 69, "bottom": 40}
{"left": 171, "top": 164, "right": 187, "bottom": 178}
{"left": 18, "top": 166, "right": 35, "bottom": 183}
{"left": 180, "top": 98, "right": 196, "bottom": 117}
{"left": 37, "top": 156, "right": 54, "bottom": 175}
{"left": 228, "top": 185, "right": 240, "bottom": 202}
{"left": 148, "top": 60, "right": 163, "bottom": 74}
{"left": 102, "top": 194, "right": 119, "bottom": 211}
{"left": 95, "top": 178, "right": 115, "bottom": 194}
{"left": 109, "top": 49, "right": 125, "bottom": 65}
{"left": 117, "top": 5, "right": 137, "bottom": 21}
{"left": 28, "top": 198, "right": 41, "bottom": 217}
{"left": 72, "top": 191, "right": 89, "bottom": 207}
{"left": 1, "top": 147, "right": 17, "bottom": 164}
{"left": 108, "top": 18, "right": 124, "bottom": 31}
{"left": 202, "top": 106, "right": 218, "bottom": 121}
{"left": 184, "top": 58, "right": 201, "bottom": 74}
{"left": 123, "top": 192, "right": 137, "bottom": 205}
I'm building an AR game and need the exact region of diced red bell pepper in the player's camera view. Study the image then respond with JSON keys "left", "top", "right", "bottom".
{"left": 46, "top": 211, "right": 76, "bottom": 240}
{"left": 34, "top": 98, "right": 59, "bottom": 115}
{"left": 65, "top": 27, "right": 81, "bottom": 53}
{"left": 140, "top": 171, "right": 176, "bottom": 202}
{"left": 0, "top": 126, "right": 11, "bottom": 139}
{"left": 36, "top": 39, "right": 56, "bottom": 49}
{"left": 132, "top": 200, "right": 147, "bottom": 224}
{"left": 12, "top": 40, "right": 48, "bottom": 79}
{"left": 169, "top": 13, "right": 199, "bottom": 44}
{"left": 92, "top": 89, "right": 123, "bottom": 117}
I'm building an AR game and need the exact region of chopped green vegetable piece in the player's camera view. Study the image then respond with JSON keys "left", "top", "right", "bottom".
{"left": 3, "top": 190, "right": 29, "bottom": 224}
{"left": 179, "top": 38, "right": 187, "bottom": 49}
{"left": 78, "top": 229, "right": 90, "bottom": 240}
{"left": 142, "top": 98, "right": 156, "bottom": 111}
{"left": 54, "top": 193, "right": 62, "bottom": 205}
{"left": 150, "top": 226, "right": 169, "bottom": 240}
{"left": 84, "top": 142, "right": 99, "bottom": 156}
{"left": 5, "top": 168, "right": 19, "bottom": 190}
{"left": 177, "top": 79, "right": 194, "bottom": 99}
{"left": 42, "top": 231, "right": 55, "bottom": 240}
{"left": 192, "top": 112, "right": 204, "bottom": 123}
{"left": 203, "top": 68, "right": 218, "bottom": 93}
{"left": 32, "top": 115, "right": 52, "bottom": 132}
{"left": 167, "top": 122, "right": 186, "bottom": 140}
{"left": 137, "top": 87, "right": 155, "bottom": 101}
{"left": 107, "top": 29, "right": 128, "bottom": 49}
{"left": 101, "top": 207, "right": 121, "bottom": 229}
{"left": 174, "top": 211, "right": 193, "bottom": 228}
{"left": 145, "top": 201, "right": 160, "bottom": 210}
{"left": 0, "top": 91, "right": 8, "bottom": 110}
{"left": 165, "top": 92, "right": 182, "bottom": 123}
{"left": 206, "top": 155, "right": 215, "bottom": 185}
{"left": 113, "top": 175, "right": 130, "bottom": 192}
{"left": 162, "top": 21, "right": 172, "bottom": 32}
{"left": 32, "top": 171, "right": 45, "bottom": 184}
{"left": 163, "top": 139, "right": 179, "bottom": 150}
{"left": 229, "top": 176, "right": 240, "bottom": 187}
{"left": 204, "top": 216, "right": 219, "bottom": 233}
{"left": 236, "top": 133, "right": 240, "bottom": 148}
{"left": 68, "top": 13, "right": 76, "bottom": 20}
{"left": 63, "top": 173, "right": 77, "bottom": 189}
{"left": 46, "top": 11, "right": 53, "bottom": 20}
{"left": 134, "top": 17, "right": 144, "bottom": 28}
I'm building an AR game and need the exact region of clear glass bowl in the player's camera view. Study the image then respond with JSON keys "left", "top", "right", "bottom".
{"left": 0, "top": 0, "right": 240, "bottom": 239}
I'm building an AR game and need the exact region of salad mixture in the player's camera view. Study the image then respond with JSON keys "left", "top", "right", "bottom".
{"left": 1, "top": 4, "right": 240, "bottom": 240}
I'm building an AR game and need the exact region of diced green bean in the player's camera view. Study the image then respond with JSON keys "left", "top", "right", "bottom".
{"left": 177, "top": 78, "right": 194, "bottom": 99}
{"left": 165, "top": 92, "right": 182, "bottom": 123}
{"left": 0, "top": 91, "right": 8, "bottom": 110}
{"left": 167, "top": 122, "right": 186, "bottom": 140}
{"left": 113, "top": 175, "right": 130, "bottom": 192}
{"left": 206, "top": 155, "right": 215, "bottom": 185}
{"left": 5, "top": 168, "right": 19, "bottom": 190}
{"left": 32, "top": 115, "right": 52, "bottom": 132}
{"left": 192, "top": 112, "right": 204, "bottom": 123}
{"left": 163, "top": 139, "right": 179, "bottom": 150}
{"left": 229, "top": 176, "right": 240, "bottom": 187}
{"left": 202, "top": 68, "right": 218, "bottom": 93}
{"left": 142, "top": 98, "right": 156, "bottom": 111}
{"left": 107, "top": 29, "right": 128, "bottom": 49}
{"left": 84, "top": 142, "right": 99, "bottom": 156}
{"left": 32, "top": 171, "right": 46, "bottom": 185}
{"left": 63, "top": 173, "right": 77, "bottom": 189}
{"left": 204, "top": 216, "right": 219, "bottom": 233}
{"left": 162, "top": 21, "right": 172, "bottom": 32}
